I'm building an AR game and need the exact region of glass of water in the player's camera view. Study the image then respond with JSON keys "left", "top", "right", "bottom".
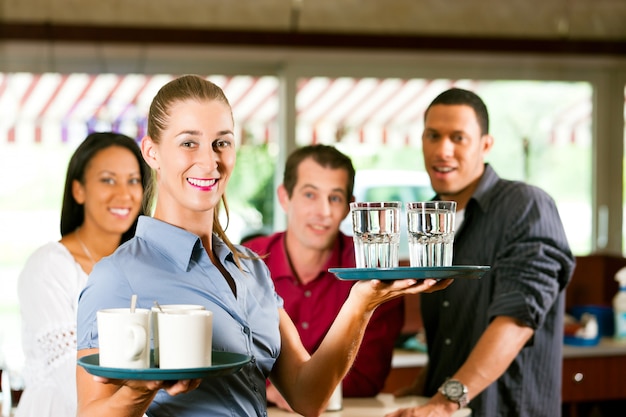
{"left": 406, "top": 201, "right": 456, "bottom": 267}
{"left": 350, "top": 202, "right": 401, "bottom": 268}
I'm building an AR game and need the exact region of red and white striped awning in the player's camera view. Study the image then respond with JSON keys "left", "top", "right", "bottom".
{"left": 0, "top": 72, "right": 595, "bottom": 147}
{"left": 0, "top": 73, "right": 279, "bottom": 145}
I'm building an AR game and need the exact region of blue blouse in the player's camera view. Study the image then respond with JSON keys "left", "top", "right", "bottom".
{"left": 77, "top": 216, "right": 282, "bottom": 417}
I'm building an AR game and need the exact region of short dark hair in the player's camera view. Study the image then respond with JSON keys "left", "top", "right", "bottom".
{"left": 60, "top": 132, "right": 151, "bottom": 243}
{"left": 425, "top": 88, "right": 489, "bottom": 136}
{"left": 282, "top": 144, "right": 355, "bottom": 199}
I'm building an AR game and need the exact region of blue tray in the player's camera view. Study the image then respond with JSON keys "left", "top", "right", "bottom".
{"left": 329, "top": 266, "right": 490, "bottom": 281}
{"left": 78, "top": 351, "right": 251, "bottom": 380}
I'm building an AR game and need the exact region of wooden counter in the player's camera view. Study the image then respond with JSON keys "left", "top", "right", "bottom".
{"left": 562, "top": 337, "right": 626, "bottom": 413}
{"left": 383, "top": 338, "right": 626, "bottom": 417}
{"left": 267, "top": 394, "right": 470, "bottom": 417}
{"left": 563, "top": 337, "right": 626, "bottom": 358}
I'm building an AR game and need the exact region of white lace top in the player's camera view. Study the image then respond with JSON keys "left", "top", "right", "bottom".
{"left": 15, "top": 241, "right": 88, "bottom": 417}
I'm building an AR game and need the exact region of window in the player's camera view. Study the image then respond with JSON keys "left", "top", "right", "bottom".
{"left": 295, "top": 77, "right": 593, "bottom": 254}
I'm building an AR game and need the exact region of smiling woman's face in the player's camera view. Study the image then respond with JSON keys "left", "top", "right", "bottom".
{"left": 73, "top": 145, "right": 143, "bottom": 234}
{"left": 143, "top": 99, "right": 236, "bottom": 221}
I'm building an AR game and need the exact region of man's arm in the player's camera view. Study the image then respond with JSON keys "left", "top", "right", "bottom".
{"left": 386, "top": 315, "right": 533, "bottom": 416}
{"left": 447, "top": 316, "right": 533, "bottom": 402}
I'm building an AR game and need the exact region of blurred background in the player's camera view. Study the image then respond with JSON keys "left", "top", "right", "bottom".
{"left": 0, "top": 0, "right": 624, "bottom": 412}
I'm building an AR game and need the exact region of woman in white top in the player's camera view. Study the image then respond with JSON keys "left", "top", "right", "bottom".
{"left": 15, "top": 132, "right": 150, "bottom": 417}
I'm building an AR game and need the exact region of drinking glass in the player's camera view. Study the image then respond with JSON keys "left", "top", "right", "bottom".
{"left": 350, "top": 202, "right": 401, "bottom": 268}
{"left": 406, "top": 201, "right": 456, "bottom": 267}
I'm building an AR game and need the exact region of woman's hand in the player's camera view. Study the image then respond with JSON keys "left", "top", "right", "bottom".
{"left": 77, "top": 347, "right": 203, "bottom": 417}
{"left": 351, "top": 278, "right": 452, "bottom": 312}
{"left": 92, "top": 376, "right": 202, "bottom": 396}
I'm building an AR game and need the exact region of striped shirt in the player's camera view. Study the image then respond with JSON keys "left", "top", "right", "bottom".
{"left": 421, "top": 164, "right": 575, "bottom": 417}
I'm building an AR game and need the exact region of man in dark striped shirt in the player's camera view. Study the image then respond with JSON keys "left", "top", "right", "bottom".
{"left": 390, "top": 88, "right": 575, "bottom": 417}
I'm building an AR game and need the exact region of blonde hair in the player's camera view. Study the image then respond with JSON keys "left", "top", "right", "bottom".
{"left": 146, "top": 74, "right": 249, "bottom": 269}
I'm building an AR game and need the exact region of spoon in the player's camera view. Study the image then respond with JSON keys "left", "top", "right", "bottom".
{"left": 130, "top": 294, "right": 138, "bottom": 313}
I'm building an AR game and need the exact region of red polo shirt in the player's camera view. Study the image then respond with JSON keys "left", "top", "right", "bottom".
{"left": 243, "top": 231, "right": 404, "bottom": 397}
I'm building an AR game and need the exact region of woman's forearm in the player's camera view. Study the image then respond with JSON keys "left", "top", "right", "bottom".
{"left": 275, "top": 278, "right": 442, "bottom": 416}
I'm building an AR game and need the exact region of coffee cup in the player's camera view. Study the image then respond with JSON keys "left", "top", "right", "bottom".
{"left": 97, "top": 308, "right": 151, "bottom": 369}
{"left": 157, "top": 309, "right": 213, "bottom": 369}
{"left": 326, "top": 381, "right": 343, "bottom": 411}
{"left": 151, "top": 304, "right": 205, "bottom": 367}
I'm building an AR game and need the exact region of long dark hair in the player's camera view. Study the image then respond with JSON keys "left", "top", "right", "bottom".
{"left": 59, "top": 132, "right": 151, "bottom": 243}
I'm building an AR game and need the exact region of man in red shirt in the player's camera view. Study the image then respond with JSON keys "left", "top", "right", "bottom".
{"left": 243, "top": 144, "right": 404, "bottom": 411}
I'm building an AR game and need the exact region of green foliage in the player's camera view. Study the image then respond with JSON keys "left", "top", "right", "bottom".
{"left": 229, "top": 144, "right": 276, "bottom": 225}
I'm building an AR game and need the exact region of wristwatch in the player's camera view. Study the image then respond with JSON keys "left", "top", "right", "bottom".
{"left": 439, "top": 378, "right": 469, "bottom": 408}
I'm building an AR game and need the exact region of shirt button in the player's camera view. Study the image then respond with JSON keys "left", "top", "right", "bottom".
{"left": 302, "top": 322, "right": 309, "bottom": 329}
{"left": 445, "top": 338, "right": 451, "bottom": 345}
{"left": 442, "top": 300, "right": 450, "bottom": 307}
{"left": 243, "top": 327, "right": 251, "bottom": 335}
{"left": 304, "top": 290, "right": 312, "bottom": 297}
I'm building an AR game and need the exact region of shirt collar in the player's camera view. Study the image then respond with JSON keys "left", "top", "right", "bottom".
{"left": 135, "top": 216, "right": 235, "bottom": 272}
{"left": 467, "top": 163, "right": 500, "bottom": 214}
{"left": 271, "top": 232, "right": 347, "bottom": 282}
{"left": 431, "top": 163, "right": 499, "bottom": 222}
{"left": 270, "top": 233, "right": 294, "bottom": 280}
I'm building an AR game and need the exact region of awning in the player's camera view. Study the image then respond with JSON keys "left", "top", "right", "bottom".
{"left": 0, "top": 72, "right": 595, "bottom": 147}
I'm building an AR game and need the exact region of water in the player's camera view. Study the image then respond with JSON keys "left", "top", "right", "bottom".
{"left": 351, "top": 205, "right": 400, "bottom": 268}
{"left": 353, "top": 234, "right": 400, "bottom": 268}
{"left": 407, "top": 209, "right": 455, "bottom": 267}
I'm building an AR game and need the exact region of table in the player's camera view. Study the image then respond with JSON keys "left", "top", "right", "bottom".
{"left": 267, "top": 394, "right": 471, "bottom": 416}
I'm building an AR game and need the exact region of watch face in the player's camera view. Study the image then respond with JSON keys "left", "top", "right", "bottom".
{"left": 445, "top": 380, "right": 465, "bottom": 399}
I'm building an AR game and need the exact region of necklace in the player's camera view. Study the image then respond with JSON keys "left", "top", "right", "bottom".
{"left": 76, "top": 227, "right": 96, "bottom": 265}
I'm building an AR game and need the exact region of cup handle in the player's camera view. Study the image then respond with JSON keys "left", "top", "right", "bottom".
{"left": 127, "top": 323, "right": 147, "bottom": 361}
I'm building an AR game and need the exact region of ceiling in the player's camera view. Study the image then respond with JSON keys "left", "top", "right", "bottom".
{"left": 2, "top": 0, "right": 626, "bottom": 41}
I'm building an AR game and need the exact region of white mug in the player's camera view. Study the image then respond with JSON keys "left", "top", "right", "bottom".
{"left": 97, "top": 308, "right": 151, "bottom": 369}
{"left": 151, "top": 304, "right": 205, "bottom": 367}
{"left": 157, "top": 309, "right": 213, "bottom": 369}
{"left": 326, "top": 381, "right": 343, "bottom": 411}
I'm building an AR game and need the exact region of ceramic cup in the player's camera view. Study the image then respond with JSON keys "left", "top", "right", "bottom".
{"left": 326, "top": 381, "right": 343, "bottom": 411}
{"left": 151, "top": 304, "right": 206, "bottom": 367}
{"left": 97, "top": 308, "right": 151, "bottom": 369}
{"left": 157, "top": 309, "right": 213, "bottom": 369}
